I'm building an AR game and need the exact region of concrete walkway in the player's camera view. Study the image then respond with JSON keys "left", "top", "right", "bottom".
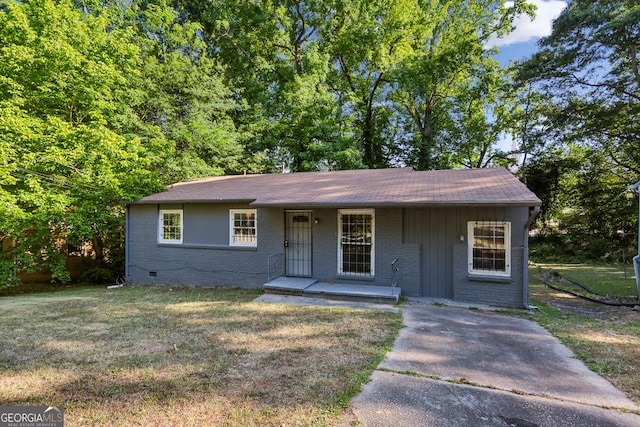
{"left": 352, "top": 301, "right": 640, "bottom": 427}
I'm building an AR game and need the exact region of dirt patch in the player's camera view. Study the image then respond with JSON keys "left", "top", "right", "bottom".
{"left": 549, "top": 298, "right": 640, "bottom": 323}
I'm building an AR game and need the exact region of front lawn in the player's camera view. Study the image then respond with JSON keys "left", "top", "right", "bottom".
{"left": 527, "top": 264, "right": 640, "bottom": 404}
{"left": 0, "top": 285, "right": 402, "bottom": 426}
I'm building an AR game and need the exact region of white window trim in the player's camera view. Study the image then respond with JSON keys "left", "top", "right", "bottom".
{"left": 158, "top": 209, "right": 183, "bottom": 244}
{"left": 230, "top": 209, "right": 257, "bottom": 247}
{"left": 337, "top": 209, "right": 375, "bottom": 276}
{"left": 467, "top": 221, "right": 511, "bottom": 277}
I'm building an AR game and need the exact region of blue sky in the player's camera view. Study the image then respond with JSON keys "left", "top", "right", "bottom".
{"left": 489, "top": 0, "right": 568, "bottom": 65}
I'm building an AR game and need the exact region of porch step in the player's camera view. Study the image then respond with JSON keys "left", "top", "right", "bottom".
{"left": 264, "top": 277, "right": 401, "bottom": 304}
{"left": 263, "top": 277, "right": 317, "bottom": 296}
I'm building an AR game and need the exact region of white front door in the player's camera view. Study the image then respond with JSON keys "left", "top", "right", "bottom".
{"left": 285, "top": 211, "right": 312, "bottom": 277}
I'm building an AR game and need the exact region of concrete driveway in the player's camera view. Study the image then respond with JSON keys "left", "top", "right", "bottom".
{"left": 351, "top": 301, "right": 640, "bottom": 427}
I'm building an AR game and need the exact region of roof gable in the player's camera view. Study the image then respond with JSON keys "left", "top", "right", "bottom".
{"left": 135, "top": 168, "right": 541, "bottom": 207}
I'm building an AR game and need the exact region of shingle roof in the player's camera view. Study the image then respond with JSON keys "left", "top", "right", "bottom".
{"left": 134, "top": 167, "right": 541, "bottom": 207}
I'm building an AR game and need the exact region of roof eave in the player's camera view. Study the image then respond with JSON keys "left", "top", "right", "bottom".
{"left": 250, "top": 200, "right": 542, "bottom": 208}
{"left": 132, "top": 198, "right": 257, "bottom": 205}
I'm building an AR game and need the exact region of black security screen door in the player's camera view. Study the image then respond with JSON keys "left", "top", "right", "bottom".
{"left": 285, "top": 211, "right": 312, "bottom": 277}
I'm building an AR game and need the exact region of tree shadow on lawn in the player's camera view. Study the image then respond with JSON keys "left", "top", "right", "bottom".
{"left": 0, "top": 285, "right": 402, "bottom": 426}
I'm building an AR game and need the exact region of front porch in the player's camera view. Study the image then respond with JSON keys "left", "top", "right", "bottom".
{"left": 263, "top": 276, "right": 401, "bottom": 304}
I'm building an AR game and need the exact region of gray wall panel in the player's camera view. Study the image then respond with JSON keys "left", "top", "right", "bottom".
{"left": 310, "top": 208, "right": 337, "bottom": 282}
{"left": 128, "top": 204, "right": 283, "bottom": 288}
{"left": 310, "top": 208, "right": 405, "bottom": 288}
{"left": 453, "top": 244, "right": 525, "bottom": 307}
{"left": 400, "top": 243, "right": 421, "bottom": 296}
{"left": 183, "top": 204, "right": 228, "bottom": 245}
{"left": 404, "top": 206, "right": 530, "bottom": 302}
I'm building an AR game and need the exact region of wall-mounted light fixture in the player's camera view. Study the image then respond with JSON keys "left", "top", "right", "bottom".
{"left": 459, "top": 234, "right": 465, "bottom": 242}
{"left": 314, "top": 218, "right": 320, "bottom": 224}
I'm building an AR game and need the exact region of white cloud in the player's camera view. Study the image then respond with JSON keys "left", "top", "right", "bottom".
{"left": 486, "top": 0, "right": 567, "bottom": 48}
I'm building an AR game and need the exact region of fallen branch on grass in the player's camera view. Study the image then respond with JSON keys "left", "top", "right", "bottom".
{"left": 538, "top": 269, "right": 639, "bottom": 308}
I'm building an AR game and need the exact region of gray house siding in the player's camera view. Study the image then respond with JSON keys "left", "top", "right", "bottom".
{"left": 402, "top": 206, "right": 530, "bottom": 306}
{"left": 129, "top": 205, "right": 409, "bottom": 289}
{"left": 127, "top": 203, "right": 283, "bottom": 288}
{"left": 307, "top": 208, "right": 336, "bottom": 282}
{"left": 182, "top": 204, "right": 228, "bottom": 245}
{"left": 453, "top": 246, "right": 525, "bottom": 307}
{"left": 282, "top": 208, "right": 405, "bottom": 287}
{"left": 128, "top": 203, "right": 531, "bottom": 307}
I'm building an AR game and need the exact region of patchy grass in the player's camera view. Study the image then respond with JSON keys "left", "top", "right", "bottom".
{"left": 534, "top": 263, "right": 637, "bottom": 297}
{"left": 526, "top": 265, "right": 640, "bottom": 404}
{"left": 0, "top": 285, "right": 402, "bottom": 426}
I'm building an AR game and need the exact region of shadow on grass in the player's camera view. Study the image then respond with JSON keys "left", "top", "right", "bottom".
{"left": 0, "top": 285, "right": 402, "bottom": 426}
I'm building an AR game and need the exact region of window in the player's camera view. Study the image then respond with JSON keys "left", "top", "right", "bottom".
{"left": 338, "top": 210, "right": 374, "bottom": 276}
{"left": 159, "top": 209, "right": 183, "bottom": 244}
{"left": 230, "top": 209, "right": 257, "bottom": 247}
{"left": 468, "top": 221, "right": 511, "bottom": 276}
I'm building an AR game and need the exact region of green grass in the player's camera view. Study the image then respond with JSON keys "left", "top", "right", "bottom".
{"left": 0, "top": 285, "right": 403, "bottom": 426}
{"left": 526, "top": 265, "right": 640, "bottom": 404}
{"left": 534, "top": 262, "right": 638, "bottom": 297}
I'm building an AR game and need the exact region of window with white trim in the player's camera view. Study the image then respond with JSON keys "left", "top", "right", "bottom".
{"left": 338, "top": 209, "right": 374, "bottom": 276}
{"left": 468, "top": 221, "right": 511, "bottom": 276}
{"left": 159, "top": 209, "right": 183, "bottom": 244}
{"left": 230, "top": 209, "right": 257, "bottom": 247}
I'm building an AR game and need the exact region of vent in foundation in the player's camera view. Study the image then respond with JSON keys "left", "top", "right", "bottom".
{"left": 149, "top": 271, "right": 157, "bottom": 278}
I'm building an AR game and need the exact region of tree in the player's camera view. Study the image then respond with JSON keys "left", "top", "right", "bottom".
{"left": 0, "top": 0, "right": 162, "bottom": 284}
{"left": 392, "top": 0, "right": 534, "bottom": 170}
{"left": 173, "top": 0, "right": 363, "bottom": 172}
{"left": 519, "top": 0, "right": 640, "bottom": 176}
{"left": 524, "top": 146, "right": 637, "bottom": 261}
{"left": 264, "top": 1, "right": 361, "bottom": 171}
{"left": 327, "top": 0, "right": 413, "bottom": 168}
{"left": 518, "top": 0, "right": 640, "bottom": 260}
{"left": 521, "top": 147, "right": 579, "bottom": 227}
{"left": 130, "top": 1, "right": 245, "bottom": 181}
{"left": 172, "top": 0, "right": 532, "bottom": 171}
{"left": 437, "top": 58, "right": 518, "bottom": 169}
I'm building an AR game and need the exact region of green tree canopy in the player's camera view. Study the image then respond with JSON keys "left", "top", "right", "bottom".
{"left": 518, "top": 0, "right": 639, "bottom": 260}
{"left": 519, "top": 0, "right": 640, "bottom": 176}
{"left": 0, "top": 0, "right": 158, "bottom": 283}
{"left": 173, "top": 0, "right": 534, "bottom": 171}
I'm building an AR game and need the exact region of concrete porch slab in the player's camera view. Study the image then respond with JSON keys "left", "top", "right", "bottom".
{"left": 308, "top": 282, "right": 400, "bottom": 300}
{"left": 263, "top": 277, "right": 401, "bottom": 304}
{"left": 263, "top": 276, "right": 317, "bottom": 292}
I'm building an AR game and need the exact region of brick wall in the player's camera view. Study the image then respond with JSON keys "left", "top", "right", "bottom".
{"left": 128, "top": 205, "right": 414, "bottom": 290}
{"left": 127, "top": 204, "right": 283, "bottom": 288}
{"left": 452, "top": 244, "right": 525, "bottom": 308}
